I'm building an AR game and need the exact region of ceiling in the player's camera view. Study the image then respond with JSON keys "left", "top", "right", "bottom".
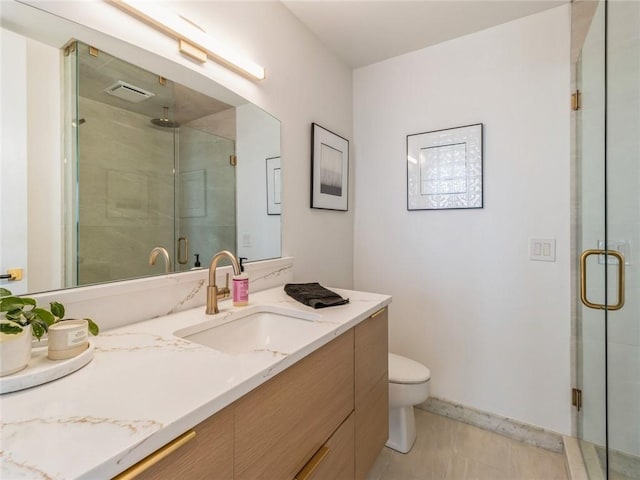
{"left": 77, "top": 41, "right": 232, "bottom": 126}
{"left": 281, "top": 1, "right": 569, "bottom": 68}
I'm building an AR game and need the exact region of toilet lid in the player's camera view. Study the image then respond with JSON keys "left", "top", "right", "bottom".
{"left": 388, "top": 353, "right": 431, "bottom": 384}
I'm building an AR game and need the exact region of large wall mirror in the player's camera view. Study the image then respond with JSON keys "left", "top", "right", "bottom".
{"left": 0, "top": 1, "right": 281, "bottom": 296}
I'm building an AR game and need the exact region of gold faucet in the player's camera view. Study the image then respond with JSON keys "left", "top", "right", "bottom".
{"left": 207, "top": 250, "right": 241, "bottom": 314}
{"left": 149, "top": 246, "right": 171, "bottom": 273}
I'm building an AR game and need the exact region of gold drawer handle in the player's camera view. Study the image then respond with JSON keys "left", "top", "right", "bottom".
{"left": 114, "top": 430, "right": 196, "bottom": 480}
{"left": 371, "top": 307, "right": 386, "bottom": 319}
{"left": 295, "top": 446, "right": 330, "bottom": 480}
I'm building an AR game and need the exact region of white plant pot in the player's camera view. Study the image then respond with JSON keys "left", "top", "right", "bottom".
{"left": 0, "top": 323, "right": 32, "bottom": 376}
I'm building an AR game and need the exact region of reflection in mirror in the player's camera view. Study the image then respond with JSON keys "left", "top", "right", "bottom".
{"left": 70, "top": 41, "right": 239, "bottom": 286}
{"left": 0, "top": 8, "right": 281, "bottom": 296}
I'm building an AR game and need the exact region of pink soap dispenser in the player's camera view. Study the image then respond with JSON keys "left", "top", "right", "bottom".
{"left": 233, "top": 257, "right": 249, "bottom": 306}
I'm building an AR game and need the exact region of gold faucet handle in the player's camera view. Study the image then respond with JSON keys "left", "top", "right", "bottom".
{"left": 216, "top": 273, "right": 231, "bottom": 299}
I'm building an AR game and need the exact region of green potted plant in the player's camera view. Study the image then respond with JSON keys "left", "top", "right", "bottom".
{"left": 0, "top": 288, "right": 98, "bottom": 376}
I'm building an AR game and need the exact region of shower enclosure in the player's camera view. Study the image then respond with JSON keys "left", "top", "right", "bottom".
{"left": 576, "top": 1, "right": 639, "bottom": 478}
{"left": 65, "top": 41, "right": 236, "bottom": 286}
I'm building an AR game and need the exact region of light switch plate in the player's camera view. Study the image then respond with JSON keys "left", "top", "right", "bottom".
{"left": 530, "top": 238, "right": 556, "bottom": 262}
{"left": 242, "top": 234, "right": 252, "bottom": 248}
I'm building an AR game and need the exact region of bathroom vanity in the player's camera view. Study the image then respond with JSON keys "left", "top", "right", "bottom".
{"left": 0, "top": 286, "right": 391, "bottom": 479}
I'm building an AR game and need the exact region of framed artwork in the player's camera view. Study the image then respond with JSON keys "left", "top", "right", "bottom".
{"left": 407, "top": 123, "right": 483, "bottom": 210}
{"left": 266, "top": 156, "right": 281, "bottom": 215}
{"left": 311, "top": 123, "right": 349, "bottom": 211}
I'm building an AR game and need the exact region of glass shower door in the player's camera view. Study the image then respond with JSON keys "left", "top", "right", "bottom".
{"left": 577, "top": 1, "right": 640, "bottom": 478}
{"left": 605, "top": 1, "right": 640, "bottom": 477}
{"left": 577, "top": 2, "right": 607, "bottom": 476}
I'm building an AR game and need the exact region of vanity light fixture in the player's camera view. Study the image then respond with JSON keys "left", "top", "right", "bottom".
{"left": 108, "top": 0, "right": 266, "bottom": 81}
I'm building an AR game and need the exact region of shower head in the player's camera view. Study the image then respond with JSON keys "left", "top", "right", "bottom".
{"left": 151, "top": 117, "right": 180, "bottom": 128}
{"left": 151, "top": 106, "right": 179, "bottom": 128}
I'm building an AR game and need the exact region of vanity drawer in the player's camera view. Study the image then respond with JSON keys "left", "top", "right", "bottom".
{"left": 296, "top": 412, "right": 355, "bottom": 480}
{"left": 234, "top": 329, "right": 354, "bottom": 480}
{"left": 355, "top": 307, "right": 388, "bottom": 399}
{"left": 115, "top": 406, "right": 233, "bottom": 480}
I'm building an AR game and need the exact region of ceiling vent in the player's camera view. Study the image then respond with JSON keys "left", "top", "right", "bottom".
{"left": 103, "top": 80, "right": 155, "bottom": 103}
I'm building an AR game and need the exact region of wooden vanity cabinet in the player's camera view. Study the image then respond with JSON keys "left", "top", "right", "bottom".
{"left": 354, "top": 307, "right": 389, "bottom": 479}
{"left": 234, "top": 329, "right": 354, "bottom": 480}
{"left": 293, "top": 307, "right": 388, "bottom": 480}
{"left": 116, "top": 307, "right": 388, "bottom": 480}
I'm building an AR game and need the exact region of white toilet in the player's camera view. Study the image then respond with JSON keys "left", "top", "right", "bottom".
{"left": 386, "top": 353, "right": 431, "bottom": 453}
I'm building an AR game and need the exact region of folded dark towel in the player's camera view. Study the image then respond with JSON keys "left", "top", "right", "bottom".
{"left": 284, "top": 283, "right": 350, "bottom": 309}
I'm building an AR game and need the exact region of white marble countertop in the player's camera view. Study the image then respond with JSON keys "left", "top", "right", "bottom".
{"left": 0, "top": 286, "right": 391, "bottom": 479}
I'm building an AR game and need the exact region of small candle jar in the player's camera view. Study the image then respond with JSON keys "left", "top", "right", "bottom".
{"left": 47, "top": 319, "right": 89, "bottom": 360}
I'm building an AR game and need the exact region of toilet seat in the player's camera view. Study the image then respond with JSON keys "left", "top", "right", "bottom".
{"left": 389, "top": 353, "right": 430, "bottom": 384}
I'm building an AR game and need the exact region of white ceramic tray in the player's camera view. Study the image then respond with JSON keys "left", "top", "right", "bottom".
{"left": 0, "top": 341, "right": 95, "bottom": 394}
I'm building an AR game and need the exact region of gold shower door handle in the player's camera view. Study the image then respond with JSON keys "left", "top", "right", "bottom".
{"left": 580, "top": 249, "right": 625, "bottom": 310}
{"left": 177, "top": 237, "right": 189, "bottom": 265}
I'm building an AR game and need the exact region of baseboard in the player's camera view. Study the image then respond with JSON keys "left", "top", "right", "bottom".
{"left": 418, "top": 397, "right": 564, "bottom": 453}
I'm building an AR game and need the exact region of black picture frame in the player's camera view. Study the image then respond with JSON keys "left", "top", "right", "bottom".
{"left": 311, "top": 123, "right": 349, "bottom": 211}
{"left": 266, "top": 156, "right": 281, "bottom": 215}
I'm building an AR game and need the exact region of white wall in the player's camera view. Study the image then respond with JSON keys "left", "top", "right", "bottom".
{"left": 236, "top": 103, "right": 281, "bottom": 262}
{"left": 0, "top": 29, "right": 60, "bottom": 294}
{"left": 26, "top": 38, "right": 62, "bottom": 293}
{"left": 18, "top": 0, "right": 354, "bottom": 289}
{"left": 0, "top": 28, "right": 28, "bottom": 295}
{"left": 353, "top": 6, "right": 572, "bottom": 434}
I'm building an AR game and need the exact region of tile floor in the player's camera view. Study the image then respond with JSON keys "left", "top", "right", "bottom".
{"left": 584, "top": 441, "right": 638, "bottom": 480}
{"left": 367, "top": 409, "right": 568, "bottom": 480}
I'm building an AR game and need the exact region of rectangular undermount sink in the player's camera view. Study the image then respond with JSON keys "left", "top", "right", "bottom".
{"left": 174, "top": 305, "right": 327, "bottom": 355}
